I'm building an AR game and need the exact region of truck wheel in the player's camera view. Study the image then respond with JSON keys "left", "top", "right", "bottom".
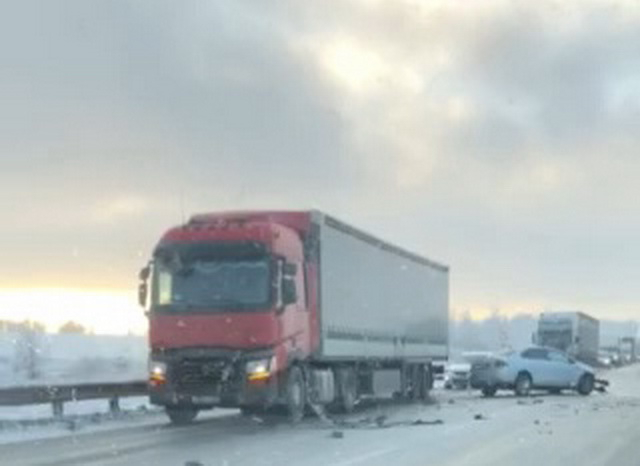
{"left": 414, "top": 365, "right": 432, "bottom": 400}
{"left": 481, "top": 386, "right": 497, "bottom": 397}
{"left": 285, "top": 366, "right": 307, "bottom": 423}
{"left": 335, "top": 367, "right": 358, "bottom": 413}
{"left": 514, "top": 372, "right": 532, "bottom": 397}
{"left": 166, "top": 407, "right": 198, "bottom": 425}
{"left": 577, "top": 374, "right": 594, "bottom": 396}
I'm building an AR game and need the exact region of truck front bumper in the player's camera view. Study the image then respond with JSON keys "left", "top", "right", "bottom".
{"left": 149, "top": 374, "right": 280, "bottom": 409}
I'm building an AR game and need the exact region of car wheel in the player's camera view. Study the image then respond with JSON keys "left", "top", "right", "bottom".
{"left": 481, "top": 386, "right": 497, "bottom": 397}
{"left": 548, "top": 388, "right": 562, "bottom": 395}
{"left": 514, "top": 372, "right": 532, "bottom": 397}
{"left": 577, "top": 373, "right": 594, "bottom": 396}
{"left": 166, "top": 407, "right": 199, "bottom": 425}
{"left": 285, "top": 365, "right": 307, "bottom": 423}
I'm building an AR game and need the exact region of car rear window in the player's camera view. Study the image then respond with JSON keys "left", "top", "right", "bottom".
{"left": 521, "top": 348, "right": 549, "bottom": 360}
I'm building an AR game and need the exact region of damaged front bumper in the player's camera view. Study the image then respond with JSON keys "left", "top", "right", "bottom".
{"left": 148, "top": 348, "right": 281, "bottom": 409}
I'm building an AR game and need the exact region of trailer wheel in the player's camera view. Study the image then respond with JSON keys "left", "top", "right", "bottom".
{"left": 285, "top": 366, "right": 307, "bottom": 423}
{"left": 335, "top": 367, "right": 358, "bottom": 413}
{"left": 412, "top": 365, "right": 432, "bottom": 401}
{"left": 422, "top": 365, "right": 433, "bottom": 399}
{"left": 166, "top": 407, "right": 198, "bottom": 425}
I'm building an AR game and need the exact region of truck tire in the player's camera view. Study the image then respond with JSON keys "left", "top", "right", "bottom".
{"left": 285, "top": 366, "right": 307, "bottom": 423}
{"left": 335, "top": 367, "right": 358, "bottom": 413}
{"left": 577, "top": 374, "right": 594, "bottom": 396}
{"left": 413, "top": 364, "right": 432, "bottom": 401}
{"left": 514, "top": 372, "right": 532, "bottom": 397}
{"left": 166, "top": 407, "right": 198, "bottom": 425}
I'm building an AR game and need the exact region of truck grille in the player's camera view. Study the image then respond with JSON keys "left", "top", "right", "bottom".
{"left": 173, "top": 359, "right": 228, "bottom": 390}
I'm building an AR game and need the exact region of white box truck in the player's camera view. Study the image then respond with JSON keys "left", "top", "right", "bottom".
{"left": 537, "top": 311, "right": 599, "bottom": 364}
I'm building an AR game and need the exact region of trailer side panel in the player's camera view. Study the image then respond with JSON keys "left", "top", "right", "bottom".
{"left": 317, "top": 214, "right": 448, "bottom": 361}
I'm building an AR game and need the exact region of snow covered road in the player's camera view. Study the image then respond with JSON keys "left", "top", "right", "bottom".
{"left": 3, "top": 364, "right": 640, "bottom": 466}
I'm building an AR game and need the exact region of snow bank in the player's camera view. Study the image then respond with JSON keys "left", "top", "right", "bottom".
{"left": 0, "top": 332, "right": 147, "bottom": 388}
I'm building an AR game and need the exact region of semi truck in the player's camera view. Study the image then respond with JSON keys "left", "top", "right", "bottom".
{"left": 138, "top": 211, "right": 449, "bottom": 424}
{"left": 536, "top": 311, "right": 599, "bottom": 365}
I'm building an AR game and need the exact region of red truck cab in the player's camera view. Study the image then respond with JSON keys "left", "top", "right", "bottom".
{"left": 140, "top": 212, "right": 318, "bottom": 424}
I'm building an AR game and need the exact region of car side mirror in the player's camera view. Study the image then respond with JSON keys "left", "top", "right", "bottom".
{"left": 282, "top": 278, "right": 297, "bottom": 306}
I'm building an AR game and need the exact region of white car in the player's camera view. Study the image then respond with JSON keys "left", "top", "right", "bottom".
{"left": 444, "top": 362, "right": 471, "bottom": 389}
{"left": 469, "top": 346, "right": 596, "bottom": 397}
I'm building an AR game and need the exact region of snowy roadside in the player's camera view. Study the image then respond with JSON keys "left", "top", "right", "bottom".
{"left": 0, "top": 396, "right": 162, "bottom": 445}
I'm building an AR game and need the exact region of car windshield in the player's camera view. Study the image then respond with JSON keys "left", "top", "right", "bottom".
{"left": 153, "top": 259, "right": 271, "bottom": 310}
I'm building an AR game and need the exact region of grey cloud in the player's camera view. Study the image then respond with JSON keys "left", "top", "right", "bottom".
{"left": 2, "top": 1, "right": 640, "bottom": 319}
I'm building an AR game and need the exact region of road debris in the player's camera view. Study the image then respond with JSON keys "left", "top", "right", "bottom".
{"left": 412, "top": 419, "right": 444, "bottom": 426}
{"left": 330, "top": 430, "right": 345, "bottom": 439}
{"left": 595, "top": 379, "right": 609, "bottom": 393}
{"left": 473, "top": 414, "right": 487, "bottom": 421}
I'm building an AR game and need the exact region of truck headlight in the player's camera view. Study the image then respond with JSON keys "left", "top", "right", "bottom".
{"left": 149, "top": 361, "right": 167, "bottom": 384}
{"left": 246, "top": 357, "right": 275, "bottom": 381}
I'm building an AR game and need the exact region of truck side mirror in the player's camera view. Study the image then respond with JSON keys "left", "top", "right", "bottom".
{"left": 282, "top": 278, "right": 297, "bottom": 306}
{"left": 138, "top": 263, "right": 151, "bottom": 309}
{"left": 139, "top": 265, "right": 151, "bottom": 281}
{"left": 138, "top": 282, "right": 148, "bottom": 308}
{"left": 283, "top": 263, "right": 297, "bottom": 276}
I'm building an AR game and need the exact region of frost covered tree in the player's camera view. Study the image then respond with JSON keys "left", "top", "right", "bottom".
{"left": 58, "top": 320, "right": 87, "bottom": 334}
{"left": 13, "top": 321, "right": 43, "bottom": 380}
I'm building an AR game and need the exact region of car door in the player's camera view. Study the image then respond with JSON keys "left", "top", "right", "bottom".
{"left": 546, "top": 351, "right": 574, "bottom": 387}
{"left": 520, "top": 348, "right": 554, "bottom": 386}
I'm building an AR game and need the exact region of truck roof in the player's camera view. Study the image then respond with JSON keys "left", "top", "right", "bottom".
{"left": 540, "top": 311, "right": 599, "bottom": 323}
{"left": 189, "top": 210, "right": 313, "bottom": 235}
{"left": 188, "top": 210, "right": 449, "bottom": 272}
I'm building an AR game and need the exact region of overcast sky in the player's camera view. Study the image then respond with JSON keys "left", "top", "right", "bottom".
{"left": 2, "top": 0, "right": 640, "bottom": 326}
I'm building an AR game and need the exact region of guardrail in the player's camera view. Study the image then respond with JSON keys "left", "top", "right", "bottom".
{"left": 0, "top": 380, "right": 148, "bottom": 418}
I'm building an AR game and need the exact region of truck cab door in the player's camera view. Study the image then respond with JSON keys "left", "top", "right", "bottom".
{"left": 278, "top": 260, "right": 310, "bottom": 354}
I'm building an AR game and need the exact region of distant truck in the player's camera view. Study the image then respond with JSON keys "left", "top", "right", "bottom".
{"left": 619, "top": 337, "right": 637, "bottom": 363}
{"left": 139, "top": 211, "right": 449, "bottom": 424}
{"left": 536, "top": 312, "right": 599, "bottom": 365}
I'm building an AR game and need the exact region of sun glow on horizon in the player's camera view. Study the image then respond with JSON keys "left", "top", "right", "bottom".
{"left": 0, "top": 288, "right": 147, "bottom": 335}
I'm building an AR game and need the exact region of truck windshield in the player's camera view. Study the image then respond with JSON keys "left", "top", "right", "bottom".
{"left": 153, "top": 259, "right": 271, "bottom": 310}
{"left": 539, "top": 329, "right": 572, "bottom": 351}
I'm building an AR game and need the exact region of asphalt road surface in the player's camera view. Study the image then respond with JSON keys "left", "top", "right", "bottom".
{"left": 3, "top": 364, "right": 640, "bottom": 466}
